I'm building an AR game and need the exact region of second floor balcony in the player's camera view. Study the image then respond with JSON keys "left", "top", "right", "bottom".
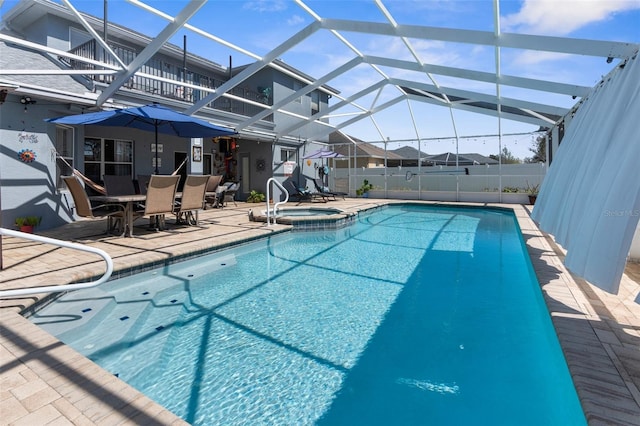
{"left": 65, "top": 39, "right": 273, "bottom": 122}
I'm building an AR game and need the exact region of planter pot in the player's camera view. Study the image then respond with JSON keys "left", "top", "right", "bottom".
{"left": 528, "top": 195, "right": 537, "bottom": 205}
{"left": 361, "top": 192, "right": 369, "bottom": 198}
{"left": 19, "top": 225, "right": 34, "bottom": 233}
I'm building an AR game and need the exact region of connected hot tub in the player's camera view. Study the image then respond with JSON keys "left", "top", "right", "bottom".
{"left": 251, "top": 206, "right": 356, "bottom": 230}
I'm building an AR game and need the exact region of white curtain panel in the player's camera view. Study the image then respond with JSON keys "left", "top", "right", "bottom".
{"left": 532, "top": 53, "right": 640, "bottom": 294}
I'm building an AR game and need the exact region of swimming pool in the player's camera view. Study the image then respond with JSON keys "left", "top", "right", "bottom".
{"left": 30, "top": 204, "right": 585, "bottom": 425}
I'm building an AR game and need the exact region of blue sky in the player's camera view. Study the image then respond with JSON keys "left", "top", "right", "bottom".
{"left": 2, "top": 0, "right": 639, "bottom": 159}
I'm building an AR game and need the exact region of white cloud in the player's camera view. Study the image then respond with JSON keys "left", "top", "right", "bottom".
{"left": 502, "top": 0, "right": 640, "bottom": 35}
{"left": 511, "top": 50, "right": 572, "bottom": 66}
{"left": 287, "top": 14, "right": 305, "bottom": 26}
{"left": 242, "top": 0, "right": 287, "bottom": 13}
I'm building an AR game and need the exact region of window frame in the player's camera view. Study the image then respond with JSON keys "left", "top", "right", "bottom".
{"left": 55, "top": 125, "right": 74, "bottom": 190}
{"left": 280, "top": 147, "right": 297, "bottom": 163}
{"left": 83, "top": 137, "right": 134, "bottom": 185}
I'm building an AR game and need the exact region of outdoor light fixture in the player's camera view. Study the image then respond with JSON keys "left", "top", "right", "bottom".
{"left": 20, "top": 96, "right": 36, "bottom": 113}
{"left": 20, "top": 96, "right": 35, "bottom": 105}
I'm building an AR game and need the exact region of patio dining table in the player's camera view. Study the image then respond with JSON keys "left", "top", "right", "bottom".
{"left": 90, "top": 194, "right": 146, "bottom": 238}
{"left": 91, "top": 192, "right": 216, "bottom": 237}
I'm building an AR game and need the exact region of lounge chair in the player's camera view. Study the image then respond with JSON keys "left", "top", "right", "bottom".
{"left": 103, "top": 174, "right": 136, "bottom": 196}
{"left": 135, "top": 175, "right": 180, "bottom": 230}
{"left": 284, "top": 180, "right": 327, "bottom": 203}
{"left": 313, "top": 178, "right": 347, "bottom": 200}
{"left": 174, "top": 175, "right": 209, "bottom": 225}
{"left": 62, "top": 175, "right": 125, "bottom": 235}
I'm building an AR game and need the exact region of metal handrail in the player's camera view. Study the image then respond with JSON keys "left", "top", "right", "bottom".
{"left": 0, "top": 228, "right": 113, "bottom": 298}
{"left": 265, "top": 178, "right": 289, "bottom": 226}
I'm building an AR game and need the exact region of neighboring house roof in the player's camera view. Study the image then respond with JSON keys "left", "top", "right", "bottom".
{"left": 391, "top": 146, "right": 429, "bottom": 159}
{"left": 424, "top": 152, "right": 498, "bottom": 165}
{"left": 328, "top": 131, "right": 403, "bottom": 160}
{"left": 459, "top": 153, "right": 498, "bottom": 165}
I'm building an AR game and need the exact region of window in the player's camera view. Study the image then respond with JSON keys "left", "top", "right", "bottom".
{"left": 310, "top": 90, "right": 320, "bottom": 115}
{"left": 281, "top": 148, "right": 297, "bottom": 163}
{"left": 293, "top": 80, "right": 303, "bottom": 103}
{"left": 84, "top": 137, "right": 133, "bottom": 186}
{"left": 56, "top": 126, "right": 74, "bottom": 190}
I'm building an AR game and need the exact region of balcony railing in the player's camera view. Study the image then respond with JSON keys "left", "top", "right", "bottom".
{"left": 65, "top": 39, "right": 273, "bottom": 121}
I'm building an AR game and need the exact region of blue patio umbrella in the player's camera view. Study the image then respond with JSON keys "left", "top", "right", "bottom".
{"left": 46, "top": 104, "right": 236, "bottom": 173}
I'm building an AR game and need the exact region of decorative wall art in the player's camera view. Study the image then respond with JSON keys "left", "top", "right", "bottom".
{"left": 18, "top": 148, "right": 36, "bottom": 163}
{"left": 192, "top": 146, "right": 202, "bottom": 162}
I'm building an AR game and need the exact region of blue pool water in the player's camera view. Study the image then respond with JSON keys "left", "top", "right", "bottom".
{"left": 31, "top": 205, "right": 585, "bottom": 425}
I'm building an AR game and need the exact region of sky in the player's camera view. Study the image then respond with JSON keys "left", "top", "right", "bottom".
{"left": 1, "top": 0, "right": 639, "bottom": 160}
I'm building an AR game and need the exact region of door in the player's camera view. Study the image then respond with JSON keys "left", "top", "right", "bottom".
{"left": 203, "top": 153, "right": 213, "bottom": 175}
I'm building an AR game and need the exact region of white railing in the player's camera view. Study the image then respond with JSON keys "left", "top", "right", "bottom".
{"left": 265, "top": 178, "right": 289, "bottom": 226}
{"left": 0, "top": 228, "right": 113, "bottom": 298}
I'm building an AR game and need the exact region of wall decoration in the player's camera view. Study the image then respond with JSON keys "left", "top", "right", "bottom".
{"left": 18, "top": 148, "right": 36, "bottom": 163}
{"left": 192, "top": 146, "right": 202, "bottom": 162}
{"left": 18, "top": 132, "right": 39, "bottom": 144}
{"left": 256, "top": 158, "right": 266, "bottom": 172}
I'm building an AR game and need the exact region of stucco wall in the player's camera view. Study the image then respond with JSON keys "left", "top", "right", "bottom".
{"left": 0, "top": 97, "right": 74, "bottom": 230}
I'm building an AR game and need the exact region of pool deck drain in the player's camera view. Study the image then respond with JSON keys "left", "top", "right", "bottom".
{"left": 1, "top": 200, "right": 638, "bottom": 425}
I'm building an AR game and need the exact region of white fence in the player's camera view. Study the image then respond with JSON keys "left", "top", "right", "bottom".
{"left": 331, "top": 163, "right": 547, "bottom": 203}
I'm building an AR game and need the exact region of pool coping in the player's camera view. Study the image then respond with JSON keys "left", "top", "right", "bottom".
{"left": 1, "top": 200, "right": 638, "bottom": 424}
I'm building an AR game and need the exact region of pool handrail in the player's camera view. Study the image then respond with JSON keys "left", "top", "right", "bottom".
{"left": 0, "top": 227, "right": 113, "bottom": 298}
{"left": 265, "top": 178, "right": 289, "bottom": 226}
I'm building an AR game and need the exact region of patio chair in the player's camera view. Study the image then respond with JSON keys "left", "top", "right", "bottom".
{"left": 62, "top": 175, "right": 125, "bottom": 235}
{"left": 103, "top": 174, "right": 136, "bottom": 196}
{"left": 135, "top": 175, "right": 180, "bottom": 230}
{"left": 313, "top": 178, "right": 347, "bottom": 200}
{"left": 136, "top": 174, "right": 151, "bottom": 195}
{"left": 204, "top": 175, "right": 223, "bottom": 208}
{"left": 222, "top": 181, "right": 240, "bottom": 206}
{"left": 174, "top": 175, "right": 210, "bottom": 225}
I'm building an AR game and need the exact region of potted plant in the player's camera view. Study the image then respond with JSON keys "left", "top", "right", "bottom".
{"left": 15, "top": 216, "right": 41, "bottom": 233}
{"left": 246, "top": 190, "right": 266, "bottom": 203}
{"left": 356, "top": 179, "right": 374, "bottom": 198}
{"left": 526, "top": 181, "right": 540, "bottom": 205}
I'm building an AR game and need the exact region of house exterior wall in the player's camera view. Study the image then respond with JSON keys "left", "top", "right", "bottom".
{"left": 0, "top": 95, "right": 75, "bottom": 230}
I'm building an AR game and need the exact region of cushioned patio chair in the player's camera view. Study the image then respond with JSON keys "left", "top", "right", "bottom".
{"left": 313, "top": 178, "right": 347, "bottom": 200}
{"left": 62, "top": 175, "right": 125, "bottom": 235}
{"left": 222, "top": 181, "right": 240, "bottom": 207}
{"left": 135, "top": 175, "right": 180, "bottom": 230}
{"left": 174, "top": 175, "right": 210, "bottom": 225}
